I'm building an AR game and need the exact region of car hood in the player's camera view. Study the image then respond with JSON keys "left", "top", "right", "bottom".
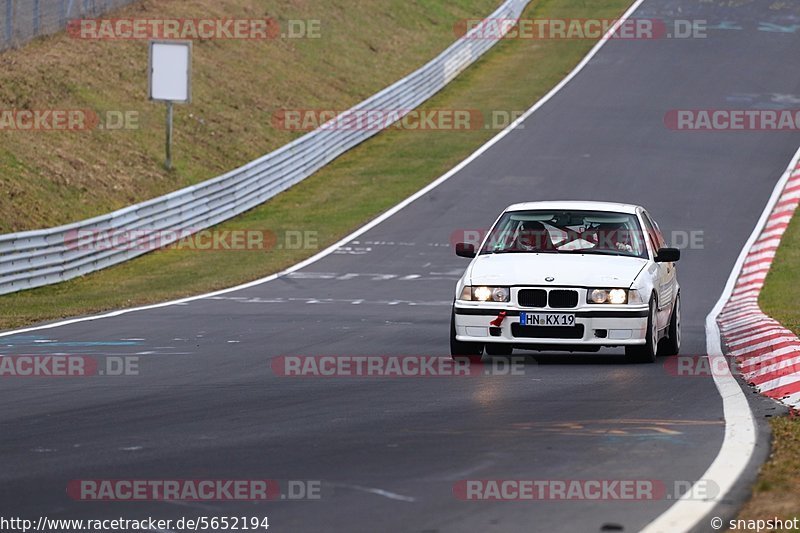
{"left": 467, "top": 253, "right": 648, "bottom": 287}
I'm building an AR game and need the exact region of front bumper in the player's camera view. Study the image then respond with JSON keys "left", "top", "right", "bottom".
{"left": 453, "top": 304, "right": 649, "bottom": 346}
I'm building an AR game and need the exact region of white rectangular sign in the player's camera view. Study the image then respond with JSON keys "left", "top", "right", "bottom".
{"left": 149, "top": 41, "right": 192, "bottom": 103}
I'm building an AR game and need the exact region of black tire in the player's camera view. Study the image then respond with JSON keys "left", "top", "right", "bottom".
{"left": 658, "top": 293, "right": 681, "bottom": 356}
{"left": 625, "top": 297, "right": 658, "bottom": 364}
{"left": 450, "top": 308, "right": 483, "bottom": 363}
{"left": 485, "top": 343, "right": 513, "bottom": 356}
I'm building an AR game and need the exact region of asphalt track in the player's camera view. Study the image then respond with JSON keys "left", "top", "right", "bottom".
{"left": 4, "top": 0, "right": 800, "bottom": 531}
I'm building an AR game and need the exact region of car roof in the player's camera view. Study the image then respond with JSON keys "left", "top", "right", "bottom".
{"left": 504, "top": 200, "right": 641, "bottom": 215}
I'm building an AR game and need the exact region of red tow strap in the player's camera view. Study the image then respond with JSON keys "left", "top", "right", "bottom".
{"left": 489, "top": 311, "right": 507, "bottom": 327}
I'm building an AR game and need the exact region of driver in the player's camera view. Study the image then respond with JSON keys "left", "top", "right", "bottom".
{"left": 594, "top": 222, "right": 633, "bottom": 252}
{"left": 515, "top": 221, "right": 555, "bottom": 252}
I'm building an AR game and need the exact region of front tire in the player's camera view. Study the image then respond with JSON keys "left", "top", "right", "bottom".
{"left": 625, "top": 297, "right": 658, "bottom": 364}
{"left": 450, "top": 308, "right": 483, "bottom": 363}
{"left": 658, "top": 293, "right": 681, "bottom": 356}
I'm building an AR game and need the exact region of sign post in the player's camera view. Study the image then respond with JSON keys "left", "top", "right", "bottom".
{"left": 165, "top": 101, "right": 173, "bottom": 169}
{"left": 149, "top": 40, "right": 192, "bottom": 170}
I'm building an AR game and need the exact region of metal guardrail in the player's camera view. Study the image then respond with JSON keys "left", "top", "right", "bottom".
{"left": 0, "top": 0, "right": 530, "bottom": 295}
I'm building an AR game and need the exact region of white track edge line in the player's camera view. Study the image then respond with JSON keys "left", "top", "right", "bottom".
{"left": 641, "top": 145, "right": 800, "bottom": 533}
{"left": 0, "top": 0, "right": 648, "bottom": 339}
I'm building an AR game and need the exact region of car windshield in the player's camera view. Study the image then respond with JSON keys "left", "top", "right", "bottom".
{"left": 479, "top": 209, "right": 648, "bottom": 258}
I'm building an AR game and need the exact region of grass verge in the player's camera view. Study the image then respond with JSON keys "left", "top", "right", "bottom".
{"left": 730, "top": 416, "right": 800, "bottom": 532}
{"left": 0, "top": 0, "right": 634, "bottom": 329}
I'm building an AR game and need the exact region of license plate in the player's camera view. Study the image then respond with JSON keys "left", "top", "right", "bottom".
{"left": 519, "top": 312, "right": 576, "bottom": 327}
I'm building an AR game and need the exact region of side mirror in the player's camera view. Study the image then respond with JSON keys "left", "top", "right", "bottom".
{"left": 655, "top": 247, "right": 680, "bottom": 263}
{"left": 455, "top": 242, "right": 476, "bottom": 258}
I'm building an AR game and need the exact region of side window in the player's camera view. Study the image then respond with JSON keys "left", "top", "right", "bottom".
{"left": 646, "top": 213, "right": 667, "bottom": 248}
{"left": 639, "top": 213, "right": 661, "bottom": 256}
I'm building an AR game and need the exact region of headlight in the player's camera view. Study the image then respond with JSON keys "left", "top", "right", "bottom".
{"left": 588, "top": 288, "right": 628, "bottom": 304}
{"left": 490, "top": 287, "right": 510, "bottom": 302}
{"left": 459, "top": 286, "right": 510, "bottom": 302}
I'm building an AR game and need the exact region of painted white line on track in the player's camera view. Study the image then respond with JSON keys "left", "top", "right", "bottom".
{"left": 783, "top": 391, "right": 800, "bottom": 405}
{"left": 724, "top": 329, "right": 780, "bottom": 343}
{"left": 740, "top": 348, "right": 800, "bottom": 370}
{"left": 728, "top": 335, "right": 793, "bottom": 351}
{"left": 333, "top": 483, "right": 416, "bottom": 503}
{"left": 207, "top": 296, "right": 451, "bottom": 307}
{"left": 745, "top": 357, "right": 800, "bottom": 379}
{"left": 756, "top": 374, "right": 800, "bottom": 393}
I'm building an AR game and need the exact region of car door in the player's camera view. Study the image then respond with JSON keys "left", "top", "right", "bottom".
{"left": 649, "top": 213, "right": 678, "bottom": 304}
{"left": 650, "top": 213, "right": 678, "bottom": 312}
{"left": 640, "top": 211, "right": 674, "bottom": 329}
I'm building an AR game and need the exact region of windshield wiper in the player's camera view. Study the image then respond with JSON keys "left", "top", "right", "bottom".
{"left": 482, "top": 249, "right": 560, "bottom": 255}
{"left": 558, "top": 249, "right": 630, "bottom": 257}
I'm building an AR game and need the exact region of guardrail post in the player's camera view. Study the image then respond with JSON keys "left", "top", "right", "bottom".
{"left": 32, "top": 0, "right": 39, "bottom": 36}
{"left": 5, "top": 0, "right": 12, "bottom": 44}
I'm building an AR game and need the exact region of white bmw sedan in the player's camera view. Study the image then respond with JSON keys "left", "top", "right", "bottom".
{"left": 451, "top": 201, "right": 681, "bottom": 363}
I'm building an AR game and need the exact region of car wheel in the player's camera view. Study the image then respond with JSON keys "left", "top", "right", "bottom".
{"left": 658, "top": 293, "right": 681, "bottom": 356}
{"left": 625, "top": 297, "right": 658, "bottom": 364}
{"left": 450, "top": 308, "right": 483, "bottom": 363}
{"left": 485, "top": 343, "right": 513, "bottom": 356}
